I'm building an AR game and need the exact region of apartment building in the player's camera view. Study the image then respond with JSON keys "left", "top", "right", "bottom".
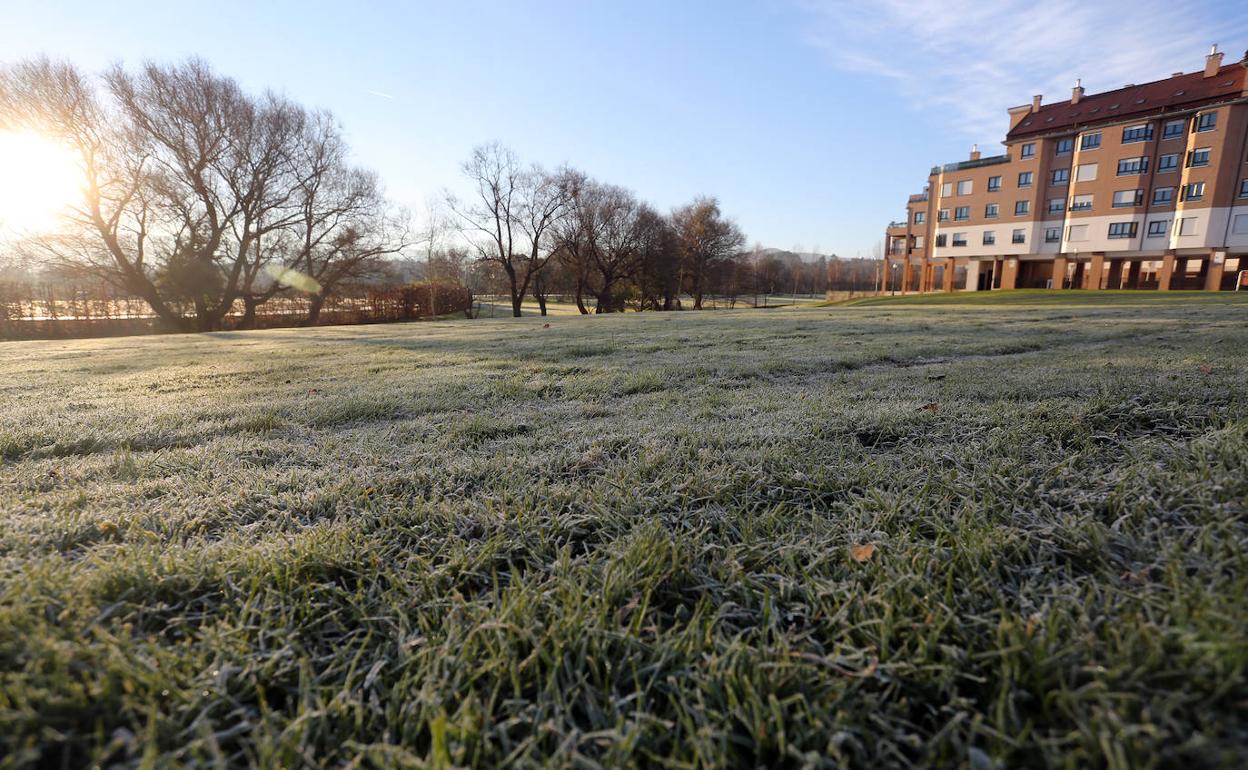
{"left": 884, "top": 46, "right": 1248, "bottom": 292}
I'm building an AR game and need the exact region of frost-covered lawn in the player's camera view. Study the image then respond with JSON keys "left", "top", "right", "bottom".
{"left": 2, "top": 295, "right": 1247, "bottom": 769}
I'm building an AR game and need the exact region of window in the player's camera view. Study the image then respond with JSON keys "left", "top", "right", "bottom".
{"left": 1121, "top": 124, "right": 1152, "bottom": 143}
{"left": 1067, "top": 224, "right": 1088, "bottom": 242}
{"left": 1152, "top": 187, "right": 1174, "bottom": 205}
{"left": 1081, "top": 132, "right": 1102, "bottom": 150}
{"left": 1048, "top": 198, "right": 1065, "bottom": 214}
{"left": 1020, "top": 143, "right": 1036, "bottom": 159}
{"left": 952, "top": 232, "right": 967, "bottom": 247}
{"left": 1112, "top": 189, "right": 1143, "bottom": 208}
{"left": 985, "top": 203, "right": 999, "bottom": 218}
{"left": 1157, "top": 153, "right": 1179, "bottom": 173}
{"left": 1240, "top": 179, "right": 1248, "bottom": 198}
{"left": 1181, "top": 182, "right": 1205, "bottom": 201}
{"left": 957, "top": 180, "right": 973, "bottom": 195}
{"left": 1051, "top": 168, "right": 1070, "bottom": 185}
{"left": 954, "top": 206, "right": 970, "bottom": 221}
{"left": 1147, "top": 220, "right": 1169, "bottom": 237}
{"left": 1178, "top": 217, "right": 1198, "bottom": 236}
{"left": 935, "top": 234, "right": 947, "bottom": 247}
{"left": 1194, "top": 112, "right": 1217, "bottom": 132}
{"left": 1187, "top": 148, "right": 1211, "bottom": 167}
{"left": 914, "top": 211, "right": 926, "bottom": 224}
{"left": 1070, "top": 194, "right": 1093, "bottom": 211}
{"left": 1108, "top": 222, "right": 1138, "bottom": 239}
{"left": 941, "top": 182, "right": 952, "bottom": 197}
{"left": 1017, "top": 171, "right": 1034, "bottom": 188}
{"left": 1012, "top": 229, "right": 1026, "bottom": 244}
{"left": 938, "top": 208, "right": 950, "bottom": 222}
{"left": 1015, "top": 200, "right": 1030, "bottom": 215}
{"left": 914, "top": 236, "right": 925, "bottom": 249}
{"left": 982, "top": 231, "right": 996, "bottom": 245}
{"left": 1075, "top": 163, "right": 1098, "bottom": 182}
{"left": 987, "top": 175, "right": 1002, "bottom": 192}
{"left": 1055, "top": 138, "right": 1074, "bottom": 155}
{"left": 1045, "top": 227, "right": 1061, "bottom": 243}
{"left": 1163, "top": 119, "right": 1185, "bottom": 139}
{"left": 1117, "top": 157, "right": 1149, "bottom": 175}
{"left": 1233, "top": 214, "right": 1248, "bottom": 235}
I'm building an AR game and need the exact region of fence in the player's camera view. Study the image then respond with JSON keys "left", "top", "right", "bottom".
{"left": 0, "top": 281, "right": 473, "bottom": 340}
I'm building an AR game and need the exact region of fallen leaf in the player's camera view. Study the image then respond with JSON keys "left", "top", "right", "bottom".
{"left": 543, "top": 323, "right": 550, "bottom": 328}
{"left": 919, "top": 402, "right": 940, "bottom": 412}
{"left": 850, "top": 543, "right": 876, "bottom": 562}
{"left": 1025, "top": 612, "right": 1042, "bottom": 639}
{"left": 1199, "top": 364, "right": 1213, "bottom": 374}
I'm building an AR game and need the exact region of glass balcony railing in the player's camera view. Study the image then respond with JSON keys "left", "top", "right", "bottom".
{"left": 930, "top": 154, "right": 1013, "bottom": 175}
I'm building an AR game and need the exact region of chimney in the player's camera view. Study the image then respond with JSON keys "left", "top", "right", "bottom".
{"left": 1032, "top": 94, "right": 1042, "bottom": 112}
{"left": 1205, "top": 44, "right": 1224, "bottom": 78}
{"left": 1071, "top": 79, "right": 1084, "bottom": 104}
{"left": 969, "top": 144, "right": 981, "bottom": 161}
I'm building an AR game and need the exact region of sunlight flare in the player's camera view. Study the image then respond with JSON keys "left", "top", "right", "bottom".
{"left": 0, "top": 131, "right": 81, "bottom": 237}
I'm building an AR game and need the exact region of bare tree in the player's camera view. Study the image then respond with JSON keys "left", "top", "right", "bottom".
{"left": 0, "top": 57, "right": 404, "bottom": 331}
{"left": 671, "top": 197, "right": 745, "bottom": 310}
{"left": 551, "top": 169, "right": 595, "bottom": 314}
{"left": 448, "top": 144, "right": 569, "bottom": 317}
{"left": 553, "top": 175, "right": 647, "bottom": 314}
{"left": 634, "top": 207, "right": 681, "bottom": 311}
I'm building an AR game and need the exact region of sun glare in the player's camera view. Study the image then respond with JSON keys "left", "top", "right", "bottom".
{"left": 0, "top": 131, "right": 83, "bottom": 237}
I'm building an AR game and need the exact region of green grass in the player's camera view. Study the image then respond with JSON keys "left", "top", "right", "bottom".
{"left": 1, "top": 297, "right": 1246, "bottom": 769}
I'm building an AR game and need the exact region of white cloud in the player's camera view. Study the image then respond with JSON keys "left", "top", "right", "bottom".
{"left": 800, "top": 0, "right": 1248, "bottom": 144}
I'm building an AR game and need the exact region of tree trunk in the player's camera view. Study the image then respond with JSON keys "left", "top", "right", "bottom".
{"left": 529, "top": 280, "right": 544, "bottom": 313}
{"left": 239, "top": 296, "right": 260, "bottom": 329}
{"left": 691, "top": 268, "right": 704, "bottom": 310}
{"left": 574, "top": 277, "right": 589, "bottom": 315}
{"left": 304, "top": 294, "right": 326, "bottom": 326}
{"left": 594, "top": 281, "right": 618, "bottom": 313}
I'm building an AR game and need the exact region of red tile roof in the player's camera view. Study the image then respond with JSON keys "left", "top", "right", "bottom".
{"left": 1006, "top": 62, "right": 1247, "bottom": 140}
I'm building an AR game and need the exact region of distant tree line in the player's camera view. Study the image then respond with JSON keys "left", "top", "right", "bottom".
{"left": 444, "top": 143, "right": 747, "bottom": 317}
{"left": 1, "top": 56, "right": 879, "bottom": 332}
{"left": 437, "top": 143, "right": 879, "bottom": 317}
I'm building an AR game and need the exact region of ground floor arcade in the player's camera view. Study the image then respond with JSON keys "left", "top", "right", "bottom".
{"left": 888, "top": 251, "right": 1247, "bottom": 293}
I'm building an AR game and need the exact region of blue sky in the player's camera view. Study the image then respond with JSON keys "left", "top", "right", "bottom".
{"left": 2, "top": 0, "right": 1246, "bottom": 257}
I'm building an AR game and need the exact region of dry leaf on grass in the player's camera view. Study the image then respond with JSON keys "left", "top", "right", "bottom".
{"left": 850, "top": 543, "right": 876, "bottom": 562}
